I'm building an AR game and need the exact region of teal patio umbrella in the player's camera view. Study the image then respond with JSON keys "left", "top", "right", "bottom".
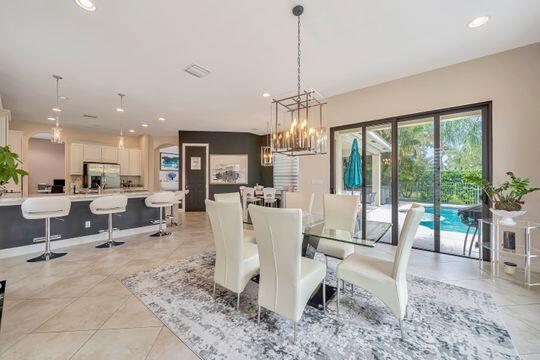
{"left": 344, "top": 138, "right": 362, "bottom": 194}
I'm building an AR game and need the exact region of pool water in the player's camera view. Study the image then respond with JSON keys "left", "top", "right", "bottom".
{"left": 421, "top": 207, "right": 469, "bottom": 233}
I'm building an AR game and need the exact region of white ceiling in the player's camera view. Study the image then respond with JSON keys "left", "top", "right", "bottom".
{"left": 1, "top": 0, "right": 539, "bottom": 136}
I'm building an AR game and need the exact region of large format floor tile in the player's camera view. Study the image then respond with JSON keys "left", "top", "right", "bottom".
{"left": 0, "top": 211, "right": 539, "bottom": 358}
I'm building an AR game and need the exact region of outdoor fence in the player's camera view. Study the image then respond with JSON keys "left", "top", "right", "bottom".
{"left": 399, "top": 181, "right": 481, "bottom": 205}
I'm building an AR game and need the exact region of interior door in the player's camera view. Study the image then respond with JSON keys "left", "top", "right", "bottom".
{"left": 185, "top": 146, "right": 207, "bottom": 211}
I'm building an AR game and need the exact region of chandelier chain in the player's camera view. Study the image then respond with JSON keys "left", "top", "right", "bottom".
{"left": 297, "top": 13, "right": 301, "bottom": 97}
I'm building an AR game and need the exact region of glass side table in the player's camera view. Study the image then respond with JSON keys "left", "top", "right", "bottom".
{"left": 478, "top": 218, "right": 540, "bottom": 287}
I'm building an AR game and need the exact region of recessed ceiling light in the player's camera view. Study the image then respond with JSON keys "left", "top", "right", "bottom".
{"left": 262, "top": 92, "right": 270, "bottom": 98}
{"left": 141, "top": 123, "right": 148, "bottom": 127}
{"left": 129, "top": 129, "right": 135, "bottom": 133}
{"left": 184, "top": 64, "right": 211, "bottom": 78}
{"left": 468, "top": 16, "right": 489, "bottom": 28}
{"left": 116, "top": 108, "right": 124, "bottom": 112}
{"left": 74, "top": 0, "right": 96, "bottom": 12}
{"left": 52, "top": 107, "right": 62, "bottom": 112}
{"left": 47, "top": 117, "right": 55, "bottom": 121}
{"left": 158, "top": 117, "right": 165, "bottom": 121}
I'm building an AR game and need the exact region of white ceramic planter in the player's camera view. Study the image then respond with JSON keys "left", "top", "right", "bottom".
{"left": 490, "top": 208, "right": 527, "bottom": 226}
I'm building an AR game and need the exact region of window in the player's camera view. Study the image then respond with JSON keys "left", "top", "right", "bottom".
{"left": 272, "top": 153, "right": 299, "bottom": 191}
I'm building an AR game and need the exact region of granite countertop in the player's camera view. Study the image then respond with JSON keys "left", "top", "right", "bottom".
{"left": 0, "top": 190, "right": 152, "bottom": 207}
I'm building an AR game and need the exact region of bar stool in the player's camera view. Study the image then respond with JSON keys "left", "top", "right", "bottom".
{"left": 90, "top": 195, "right": 128, "bottom": 248}
{"left": 145, "top": 192, "right": 175, "bottom": 237}
{"left": 21, "top": 196, "right": 71, "bottom": 262}
{"left": 168, "top": 190, "right": 188, "bottom": 226}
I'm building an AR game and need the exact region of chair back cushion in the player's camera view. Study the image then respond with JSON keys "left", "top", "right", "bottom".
{"left": 249, "top": 205, "right": 302, "bottom": 321}
{"left": 392, "top": 203, "right": 425, "bottom": 281}
{"left": 21, "top": 196, "right": 71, "bottom": 219}
{"left": 90, "top": 195, "right": 128, "bottom": 215}
{"left": 205, "top": 200, "right": 245, "bottom": 291}
{"left": 284, "top": 192, "right": 314, "bottom": 215}
{"left": 145, "top": 191, "right": 175, "bottom": 207}
{"left": 323, "top": 194, "right": 358, "bottom": 233}
{"left": 214, "top": 192, "right": 241, "bottom": 203}
{"left": 262, "top": 187, "right": 276, "bottom": 199}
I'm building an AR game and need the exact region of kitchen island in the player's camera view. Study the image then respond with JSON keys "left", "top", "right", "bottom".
{"left": 0, "top": 191, "right": 161, "bottom": 258}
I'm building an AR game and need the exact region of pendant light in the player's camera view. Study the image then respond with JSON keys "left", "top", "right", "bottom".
{"left": 118, "top": 128, "right": 125, "bottom": 149}
{"left": 261, "top": 122, "right": 273, "bottom": 167}
{"left": 271, "top": 5, "right": 327, "bottom": 156}
{"left": 116, "top": 93, "right": 125, "bottom": 112}
{"left": 50, "top": 75, "right": 64, "bottom": 144}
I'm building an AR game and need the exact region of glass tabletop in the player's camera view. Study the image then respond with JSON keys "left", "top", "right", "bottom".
{"left": 303, "top": 218, "right": 392, "bottom": 248}
{"left": 479, "top": 218, "right": 540, "bottom": 230}
{"left": 245, "top": 213, "right": 392, "bottom": 248}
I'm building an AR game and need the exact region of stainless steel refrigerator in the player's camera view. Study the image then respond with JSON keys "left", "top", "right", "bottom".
{"left": 83, "top": 163, "right": 121, "bottom": 189}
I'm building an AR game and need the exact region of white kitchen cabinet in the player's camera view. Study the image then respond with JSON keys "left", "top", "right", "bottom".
{"left": 83, "top": 144, "right": 102, "bottom": 162}
{"left": 118, "top": 148, "right": 130, "bottom": 175}
{"left": 101, "top": 146, "right": 118, "bottom": 163}
{"left": 128, "top": 149, "right": 142, "bottom": 176}
{"left": 70, "top": 143, "right": 84, "bottom": 175}
{"left": 5, "top": 130, "right": 23, "bottom": 193}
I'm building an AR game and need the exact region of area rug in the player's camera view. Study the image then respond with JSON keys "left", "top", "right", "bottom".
{"left": 121, "top": 251, "right": 519, "bottom": 359}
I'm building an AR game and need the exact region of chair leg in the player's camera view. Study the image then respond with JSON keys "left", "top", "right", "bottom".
{"left": 325, "top": 255, "right": 329, "bottom": 269}
{"left": 462, "top": 226, "right": 471, "bottom": 255}
{"left": 27, "top": 217, "right": 67, "bottom": 262}
{"left": 213, "top": 282, "right": 216, "bottom": 299}
{"left": 351, "top": 284, "right": 354, "bottom": 296}
{"left": 399, "top": 319, "right": 405, "bottom": 339}
{"left": 236, "top": 292, "right": 240, "bottom": 310}
{"left": 150, "top": 206, "right": 171, "bottom": 237}
{"left": 96, "top": 213, "right": 124, "bottom": 248}
{"left": 293, "top": 322, "right": 297, "bottom": 343}
{"left": 257, "top": 305, "right": 261, "bottom": 325}
{"left": 322, "top": 279, "right": 326, "bottom": 311}
{"left": 336, "top": 277, "right": 340, "bottom": 315}
{"left": 468, "top": 226, "right": 479, "bottom": 257}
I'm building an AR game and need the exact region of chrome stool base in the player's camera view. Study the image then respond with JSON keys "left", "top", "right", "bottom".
{"left": 27, "top": 251, "right": 67, "bottom": 263}
{"left": 96, "top": 240, "right": 125, "bottom": 248}
{"left": 150, "top": 230, "right": 171, "bottom": 237}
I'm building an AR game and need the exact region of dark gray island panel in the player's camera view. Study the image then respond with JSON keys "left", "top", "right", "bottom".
{"left": 0, "top": 197, "right": 159, "bottom": 250}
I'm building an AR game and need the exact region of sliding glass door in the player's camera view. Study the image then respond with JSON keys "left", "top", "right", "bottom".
{"left": 331, "top": 103, "right": 491, "bottom": 259}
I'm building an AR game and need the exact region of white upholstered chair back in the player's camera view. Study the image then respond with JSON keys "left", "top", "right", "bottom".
{"left": 323, "top": 194, "right": 358, "bottom": 233}
{"left": 21, "top": 196, "right": 71, "bottom": 219}
{"left": 90, "top": 195, "right": 128, "bottom": 215}
{"left": 205, "top": 199, "right": 246, "bottom": 292}
{"left": 284, "top": 192, "right": 314, "bottom": 215}
{"left": 241, "top": 187, "right": 255, "bottom": 198}
{"left": 248, "top": 204, "right": 303, "bottom": 322}
{"left": 214, "top": 192, "right": 241, "bottom": 203}
{"left": 392, "top": 203, "right": 425, "bottom": 283}
{"left": 262, "top": 187, "right": 276, "bottom": 199}
{"left": 145, "top": 191, "right": 175, "bottom": 207}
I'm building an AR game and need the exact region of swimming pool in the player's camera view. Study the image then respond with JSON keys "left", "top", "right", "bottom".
{"left": 421, "top": 207, "right": 469, "bottom": 233}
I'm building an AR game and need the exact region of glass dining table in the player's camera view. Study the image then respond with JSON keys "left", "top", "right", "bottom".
{"left": 244, "top": 213, "right": 392, "bottom": 308}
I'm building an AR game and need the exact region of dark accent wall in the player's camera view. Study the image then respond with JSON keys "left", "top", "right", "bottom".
{"left": 179, "top": 131, "right": 273, "bottom": 201}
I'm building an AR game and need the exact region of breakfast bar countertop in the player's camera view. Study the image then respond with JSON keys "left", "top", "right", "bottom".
{"left": 0, "top": 190, "right": 153, "bottom": 207}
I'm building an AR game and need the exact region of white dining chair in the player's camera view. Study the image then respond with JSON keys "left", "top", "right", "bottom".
{"left": 284, "top": 192, "right": 314, "bottom": 215}
{"left": 214, "top": 192, "right": 241, "bottom": 203}
{"left": 248, "top": 204, "right": 326, "bottom": 343}
{"left": 317, "top": 194, "right": 358, "bottom": 262}
{"left": 335, "top": 203, "right": 425, "bottom": 337}
{"left": 262, "top": 187, "right": 277, "bottom": 207}
{"left": 214, "top": 192, "right": 256, "bottom": 244}
{"left": 206, "top": 200, "right": 260, "bottom": 310}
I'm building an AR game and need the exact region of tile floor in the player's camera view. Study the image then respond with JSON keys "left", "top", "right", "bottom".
{"left": 0, "top": 212, "right": 539, "bottom": 359}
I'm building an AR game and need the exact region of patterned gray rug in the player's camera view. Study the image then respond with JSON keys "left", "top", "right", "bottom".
{"left": 121, "top": 251, "right": 519, "bottom": 359}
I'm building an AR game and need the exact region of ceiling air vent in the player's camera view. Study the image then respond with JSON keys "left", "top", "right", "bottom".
{"left": 83, "top": 114, "right": 98, "bottom": 119}
{"left": 184, "top": 64, "right": 211, "bottom": 78}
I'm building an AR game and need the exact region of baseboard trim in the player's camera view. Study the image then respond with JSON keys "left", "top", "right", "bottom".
{"left": 0, "top": 224, "right": 160, "bottom": 259}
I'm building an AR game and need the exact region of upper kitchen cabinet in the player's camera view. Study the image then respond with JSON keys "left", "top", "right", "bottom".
{"left": 101, "top": 146, "right": 118, "bottom": 163}
{"left": 128, "top": 149, "right": 142, "bottom": 176}
{"left": 83, "top": 144, "right": 102, "bottom": 162}
{"left": 70, "top": 143, "right": 84, "bottom": 175}
{"left": 118, "top": 148, "right": 130, "bottom": 175}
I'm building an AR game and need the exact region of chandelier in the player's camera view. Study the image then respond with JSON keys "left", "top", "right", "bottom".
{"left": 261, "top": 122, "right": 273, "bottom": 166}
{"left": 51, "top": 75, "right": 64, "bottom": 144}
{"left": 271, "top": 5, "right": 327, "bottom": 156}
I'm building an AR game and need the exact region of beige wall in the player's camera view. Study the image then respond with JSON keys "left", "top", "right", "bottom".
{"left": 300, "top": 42, "right": 540, "bottom": 219}
{"left": 27, "top": 138, "right": 65, "bottom": 194}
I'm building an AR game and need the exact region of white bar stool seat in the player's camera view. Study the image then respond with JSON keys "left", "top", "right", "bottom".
{"left": 90, "top": 195, "right": 128, "bottom": 248}
{"left": 145, "top": 192, "right": 175, "bottom": 237}
{"left": 21, "top": 196, "right": 71, "bottom": 262}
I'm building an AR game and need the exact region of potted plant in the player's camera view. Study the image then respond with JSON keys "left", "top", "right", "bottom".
{"left": 0, "top": 145, "right": 28, "bottom": 196}
{"left": 465, "top": 172, "right": 540, "bottom": 225}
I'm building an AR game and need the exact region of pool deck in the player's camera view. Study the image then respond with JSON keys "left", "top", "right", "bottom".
{"left": 367, "top": 204, "right": 480, "bottom": 258}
